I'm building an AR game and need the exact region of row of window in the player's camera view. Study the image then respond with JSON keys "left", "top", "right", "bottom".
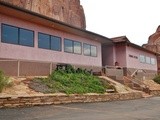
{"left": 139, "top": 55, "right": 156, "bottom": 65}
{"left": 1, "top": 24, "right": 97, "bottom": 57}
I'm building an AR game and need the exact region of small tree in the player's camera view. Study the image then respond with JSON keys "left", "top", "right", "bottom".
{"left": 0, "top": 70, "right": 11, "bottom": 92}
{"left": 153, "top": 75, "right": 160, "bottom": 84}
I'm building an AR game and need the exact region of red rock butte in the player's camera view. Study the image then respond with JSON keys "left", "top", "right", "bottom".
{"left": 0, "top": 0, "right": 86, "bottom": 29}
{"left": 143, "top": 25, "right": 160, "bottom": 53}
{"left": 143, "top": 25, "right": 160, "bottom": 72}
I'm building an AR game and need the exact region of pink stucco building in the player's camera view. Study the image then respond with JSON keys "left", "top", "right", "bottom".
{"left": 102, "top": 36, "right": 158, "bottom": 78}
{"left": 0, "top": 1, "right": 112, "bottom": 76}
{"left": 0, "top": 2, "right": 158, "bottom": 77}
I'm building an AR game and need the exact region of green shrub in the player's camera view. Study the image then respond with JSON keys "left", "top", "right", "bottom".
{"left": 0, "top": 70, "right": 11, "bottom": 92}
{"left": 35, "top": 65, "right": 116, "bottom": 94}
{"left": 153, "top": 75, "right": 160, "bottom": 84}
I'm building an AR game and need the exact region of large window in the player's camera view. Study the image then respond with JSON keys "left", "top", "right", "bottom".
{"left": 83, "top": 43, "right": 97, "bottom": 57}
{"left": 1, "top": 24, "right": 34, "bottom": 47}
{"left": 38, "top": 32, "right": 61, "bottom": 51}
{"left": 64, "top": 39, "right": 82, "bottom": 54}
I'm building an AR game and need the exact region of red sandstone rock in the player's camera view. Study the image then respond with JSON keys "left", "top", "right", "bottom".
{"left": 142, "top": 26, "right": 160, "bottom": 72}
{"left": 143, "top": 25, "right": 160, "bottom": 53}
{"left": 0, "top": 0, "right": 86, "bottom": 29}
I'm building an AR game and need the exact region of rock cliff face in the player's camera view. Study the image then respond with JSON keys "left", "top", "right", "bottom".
{"left": 143, "top": 26, "right": 160, "bottom": 72}
{"left": 0, "top": 0, "right": 86, "bottom": 29}
{"left": 143, "top": 26, "right": 160, "bottom": 53}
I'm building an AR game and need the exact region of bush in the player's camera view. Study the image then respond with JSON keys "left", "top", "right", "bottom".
{"left": 153, "top": 75, "right": 160, "bottom": 84}
{"left": 46, "top": 70, "right": 106, "bottom": 94}
{"left": 35, "top": 65, "right": 115, "bottom": 94}
{"left": 33, "top": 65, "right": 116, "bottom": 94}
{"left": 0, "top": 70, "right": 11, "bottom": 92}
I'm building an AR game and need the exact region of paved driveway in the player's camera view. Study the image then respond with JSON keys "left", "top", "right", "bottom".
{"left": 0, "top": 97, "right": 160, "bottom": 120}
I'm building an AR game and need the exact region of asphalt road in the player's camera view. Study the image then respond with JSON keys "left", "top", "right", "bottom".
{"left": 0, "top": 97, "right": 160, "bottom": 120}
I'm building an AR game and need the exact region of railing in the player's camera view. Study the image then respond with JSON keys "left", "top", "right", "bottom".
{"left": 125, "top": 69, "right": 149, "bottom": 92}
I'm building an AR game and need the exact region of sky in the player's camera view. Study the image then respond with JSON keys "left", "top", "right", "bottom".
{"left": 80, "top": 0, "right": 160, "bottom": 46}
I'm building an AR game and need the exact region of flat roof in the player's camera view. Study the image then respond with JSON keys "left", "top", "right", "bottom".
{"left": 0, "top": 1, "right": 113, "bottom": 45}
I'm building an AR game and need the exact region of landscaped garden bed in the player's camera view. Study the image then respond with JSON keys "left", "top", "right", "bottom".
{"left": 28, "top": 65, "right": 116, "bottom": 94}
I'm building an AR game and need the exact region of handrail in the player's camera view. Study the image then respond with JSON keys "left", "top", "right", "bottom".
{"left": 129, "top": 69, "right": 146, "bottom": 77}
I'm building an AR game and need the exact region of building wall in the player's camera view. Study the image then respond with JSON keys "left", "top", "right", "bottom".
{"left": 115, "top": 44, "right": 127, "bottom": 67}
{"left": 0, "top": 13, "right": 102, "bottom": 67}
{"left": 126, "top": 45, "right": 157, "bottom": 71}
{"left": 102, "top": 45, "right": 116, "bottom": 66}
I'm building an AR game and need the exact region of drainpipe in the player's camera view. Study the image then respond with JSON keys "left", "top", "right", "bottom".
{"left": 17, "top": 60, "right": 20, "bottom": 77}
{"left": 50, "top": 62, "right": 52, "bottom": 75}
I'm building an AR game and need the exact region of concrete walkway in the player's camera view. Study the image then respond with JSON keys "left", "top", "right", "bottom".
{"left": 99, "top": 76, "right": 134, "bottom": 93}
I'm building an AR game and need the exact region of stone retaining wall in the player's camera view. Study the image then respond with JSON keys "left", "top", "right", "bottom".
{"left": 150, "top": 90, "right": 160, "bottom": 96}
{"left": 0, "top": 92, "right": 142, "bottom": 108}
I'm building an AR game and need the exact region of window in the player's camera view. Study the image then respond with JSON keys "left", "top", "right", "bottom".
{"left": 19, "top": 29, "right": 34, "bottom": 47}
{"left": 139, "top": 55, "right": 145, "bottom": 63}
{"left": 146, "top": 56, "right": 151, "bottom": 64}
{"left": 38, "top": 33, "right": 50, "bottom": 49}
{"left": 91, "top": 46, "right": 97, "bottom": 57}
{"left": 2, "top": 24, "right": 18, "bottom": 44}
{"left": 64, "top": 39, "right": 82, "bottom": 54}
{"left": 151, "top": 58, "right": 156, "bottom": 65}
{"left": 64, "top": 39, "right": 73, "bottom": 53}
{"left": 74, "top": 41, "right": 81, "bottom": 54}
{"left": 51, "top": 36, "right": 61, "bottom": 51}
{"left": 38, "top": 33, "right": 61, "bottom": 51}
{"left": 1, "top": 24, "right": 34, "bottom": 47}
{"left": 83, "top": 44, "right": 91, "bottom": 56}
{"left": 83, "top": 43, "right": 97, "bottom": 57}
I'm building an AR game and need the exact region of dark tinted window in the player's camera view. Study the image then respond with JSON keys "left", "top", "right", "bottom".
{"left": 51, "top": 36, "right": 61, "bottom": 51}
{"left": 64, "top": 39, "right": 73, "bottom": 53}
{"left": 19, "top": 29, "right": 34, "bottom": 47}
{"left": 2, "top": 24, "right": 18, "bottom": 44}
{"left": 83, "top": 44, "right": 90, "bottom": 56}
{"left": 74, "top": 41, "right": 81, "bottom": 54}
{"left": 38, "top": 33, "right": 50, "bottom": 49}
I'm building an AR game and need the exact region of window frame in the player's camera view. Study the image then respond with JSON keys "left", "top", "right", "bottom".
{"left": 64, "top": 38, "right": 82, "bottom": 55}
{"left": 73, "top": 41, "right": 82, "bottom": 55}
{"left": 38, "top": 32, "right": 62, "bottom": 51}
{"left": 1, "top": 23, "right": 34, "bottom": 47}
{"left": 139, "top": 55, "right": 145, "bottom": 63}
{"left": 19, "top": 27, "right": 34, "bottom": 47}
{"left": 64, "top": 39, "right": 74, "bottom": 53}
{"left": 83, "top": 43, "right": 97, "bottom": 57}
{"left": 151, "top": 58, "right": 156, "bottom": 65}
{"left": 91, "top": 45, "right": 97, "bottom": 57}
{"left": 145, "top": 56, "right": 151, "bottom": 64}
{"left": 38, "top": 32, "right": 51, "bottom": 50}
{"left": 50, "top": 35, "right": 62, "bottom": 51}
{"left": 83, "top": 43, "right": 91, "bottom": 56}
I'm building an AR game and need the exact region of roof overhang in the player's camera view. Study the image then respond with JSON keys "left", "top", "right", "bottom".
{"left": 0, "top": 1, "right": 113, "bottom": 45}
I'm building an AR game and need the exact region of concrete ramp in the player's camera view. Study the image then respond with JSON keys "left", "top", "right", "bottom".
{"left": 99, "top": 76, "right": 134, "bottom": 93}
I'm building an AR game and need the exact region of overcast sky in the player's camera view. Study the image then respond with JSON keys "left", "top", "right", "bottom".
{"left": 80, "top": 0, "right": 160, "bottom": 46}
